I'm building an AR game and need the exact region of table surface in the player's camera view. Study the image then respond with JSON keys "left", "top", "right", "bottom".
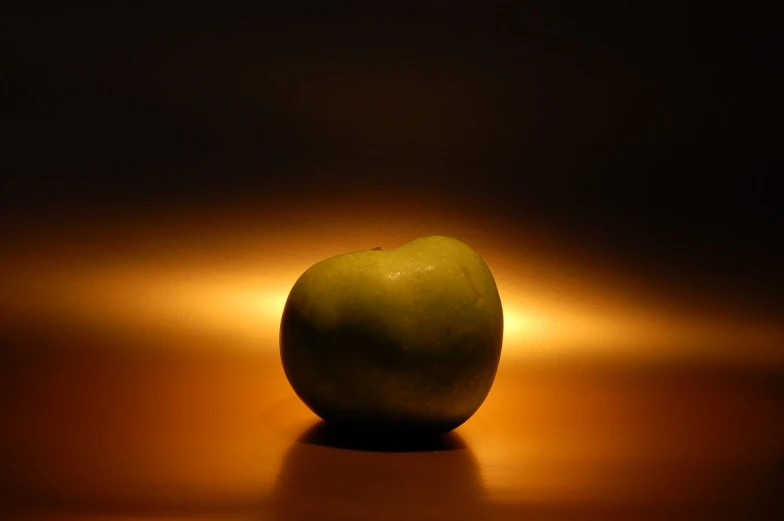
{"left": 1, "top": 211, "right": 782, "bottom": 520}
{"left": 2, "top": 341, "right": 782, "bottom": 521}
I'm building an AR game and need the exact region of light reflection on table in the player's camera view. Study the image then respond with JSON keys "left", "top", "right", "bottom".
{"left": 1, "top": 199, "right": 782, "bottom": 520}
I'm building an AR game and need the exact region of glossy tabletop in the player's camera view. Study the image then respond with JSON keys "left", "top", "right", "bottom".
{"left": 1, "top": 202, "right": 782, "bottom": 520}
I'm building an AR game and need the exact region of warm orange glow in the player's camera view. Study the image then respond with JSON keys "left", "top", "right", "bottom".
{"left": 1, "top": 197, "right": 782, "bottom": 518}
{"left": 2, "top": 195, "right": 782, "bottom": 370}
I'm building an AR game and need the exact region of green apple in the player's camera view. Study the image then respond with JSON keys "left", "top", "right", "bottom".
{"left": 279, "top": 235, "right": 503, "bottom": 434}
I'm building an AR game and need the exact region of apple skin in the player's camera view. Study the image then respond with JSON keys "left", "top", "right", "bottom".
{"left": 279, "top": 235, "right": 503, "bottom": 434}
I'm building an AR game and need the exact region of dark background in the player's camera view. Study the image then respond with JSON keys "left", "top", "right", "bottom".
{"left": 3, "top": 3, "right": 781, "bottom": 315}
{"left": 1, "top": 6, "right": 783, "bottom": 519}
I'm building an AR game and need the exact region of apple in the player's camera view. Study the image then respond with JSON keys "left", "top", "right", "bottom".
{"left": 279, "top": 235, "right": 503, "bottom": 434}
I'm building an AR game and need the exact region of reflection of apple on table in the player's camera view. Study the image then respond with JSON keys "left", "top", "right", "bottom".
{"left": 273, "top": 422, "right": 485, "bottom": 521}
{"left": 280, "top": 236, "right": 504, "bottom": 433}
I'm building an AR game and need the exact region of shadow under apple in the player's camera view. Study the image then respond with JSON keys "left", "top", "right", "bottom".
{"left": 271, "top": 421, "right": 486, "bottom": 521}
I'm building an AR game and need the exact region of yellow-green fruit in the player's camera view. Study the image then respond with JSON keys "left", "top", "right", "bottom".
{"left": 279, "top": 236, "right": 504, "bottom": 433}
